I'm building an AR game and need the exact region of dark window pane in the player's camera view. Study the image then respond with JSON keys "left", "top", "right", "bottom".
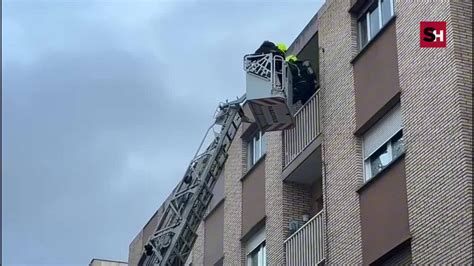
{"left": 369, "top": 5, "right": 381, "bottom": 38}
{"left": 248, "top": 243, "right": 266, "bottom": 266}
{"left": 250, "top": 249, "right": 259, "bottom": 266}
{"left": 359, "top": 16, "right": 368, "bottom": 47}
{"left": 381, "top": 0, "right": 392, "bottom": 24}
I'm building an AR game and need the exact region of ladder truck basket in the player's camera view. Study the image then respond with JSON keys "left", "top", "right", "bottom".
{"left": 243, "top": 53, "right": 295, "bottom": 132}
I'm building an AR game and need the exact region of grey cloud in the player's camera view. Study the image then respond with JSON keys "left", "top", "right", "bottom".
{"left": 4, "top": 47, "right": 206, "bottom": 265}
{"left": 4, "top": 49, "right": 183, "bottom": 263}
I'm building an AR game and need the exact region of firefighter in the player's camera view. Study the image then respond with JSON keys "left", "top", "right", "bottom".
{"left": 253, "top": 41, "right": 286, "bottom": 87}
{"left": 252, "top": 41, "right": 317, "bottom": 101}
{"left": 286, "top": 54, "right": 298, "bottom": 62}
{"left": 277, "top": 42, "right": 288, "bottom": 54}
{"left": 255, "top": 40, "right": 285, "bottom": 57}
{"left": 287, "top": 57, "right": 317, "bottom": 105}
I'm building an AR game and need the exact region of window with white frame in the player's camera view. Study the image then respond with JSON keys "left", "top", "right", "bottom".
{"left": 358, "top": 0, "right": 394, "bottom": 49}
{"left": 248, "top": 242, "right": 266, "bottom": 266}
{"left": 363, "top": 104, "right": 404, "bottom": 181}
{"left": 247, "top": 131, "right": 267, "bottom": 168}
{"left": 245, "top": 227, "right": 266, "bottom": 266}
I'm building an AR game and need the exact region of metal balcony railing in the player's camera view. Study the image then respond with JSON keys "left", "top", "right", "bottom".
{"left": 284, "top": 211, "right": 325, "bottom": 266}
{"left": 283, "top": 89, "right": 321, "bottom": 168}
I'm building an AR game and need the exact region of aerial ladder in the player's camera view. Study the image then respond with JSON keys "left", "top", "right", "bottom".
{"left": 139, "top": 51, "right": 296, "bottom": 266}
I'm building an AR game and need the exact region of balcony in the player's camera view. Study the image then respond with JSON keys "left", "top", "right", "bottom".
{"left": 285, "top": 211, "right": 325, "bottom": 265}
{"left": 282, "top": 90, "right": 322, "bottom": 183}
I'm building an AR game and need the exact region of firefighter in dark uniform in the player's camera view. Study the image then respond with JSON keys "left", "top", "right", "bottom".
{"left": 285, "top": 54, "right": 317, "bottom": 105}
{"left": 255, "top": 40, "right": 286, "bottom": 57}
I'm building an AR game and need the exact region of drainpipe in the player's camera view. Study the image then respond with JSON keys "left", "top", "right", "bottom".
{"left": 319, "top": 45, "right": 330, "bottom": 264}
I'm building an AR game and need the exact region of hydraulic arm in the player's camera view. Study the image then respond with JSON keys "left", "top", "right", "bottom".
{"left": 139, "top": 95, "right": 246, "bottom": 266}
{"left": 138, "top": 44, "right": 308, "bottom": 265}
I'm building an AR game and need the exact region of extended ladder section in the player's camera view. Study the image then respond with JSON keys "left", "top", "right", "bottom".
{"left": 244, "top": 53, "right": 295, "bottom": 131}
{"left": 140, "top": 96, "right": 245, "bottom": 266}
{"left": 140, "top": 51, "right": 297, "bottom": 266}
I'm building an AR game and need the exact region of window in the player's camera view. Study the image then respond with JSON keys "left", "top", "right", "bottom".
{"left": 358, "top": 0, "right": 394, "bottom": 48}
{"left": 248, "top": 242, "right": 266, "bottom": 266}
{"left": 247, "top": 131, "right": 267, "bottom": 168}
{"left": 245, "top": 228, "right": 266, "bottom": 266}
{"left": 363, "top": 104, "right": 404, "bottom": 181}
{"left": 366, "top": 130, "right": 404, "bottom": 178}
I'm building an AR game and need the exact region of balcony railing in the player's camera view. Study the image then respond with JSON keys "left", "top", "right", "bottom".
{"left": 283, "top": 89, "right": 321, "bottom": 168}
{"left": 284, "top": 211, "right": 325, "bottom": 266}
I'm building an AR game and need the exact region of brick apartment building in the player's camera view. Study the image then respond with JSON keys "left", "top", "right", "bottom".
{"left": 129, "top": 0, "right": 472, "bottom": 265}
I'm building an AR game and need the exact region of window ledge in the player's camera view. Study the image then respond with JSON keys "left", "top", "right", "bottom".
{"left": 348, "top": 0, "right": 369, "bottom": 14}
{"left": 240, "top": 216, "right": 266, "bottom": 243}
{"left": 241, "top": 154, "right": 266, "bottom": 181}
{"left": 351, "top": 15, "right": 397, "bottom": 64}
{"left": 357, "top": 152, "right": 405, "bottom": 193}
{"left": 371, "top": 236, "right": 412, "bottom": 264}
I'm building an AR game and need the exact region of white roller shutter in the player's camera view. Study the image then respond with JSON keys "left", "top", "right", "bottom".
{"left": 245, "top": 226, "right": 266, "bottom": 255}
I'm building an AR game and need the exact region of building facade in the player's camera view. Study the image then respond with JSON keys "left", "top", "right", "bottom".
{"left": 129, "top": 0, "right": 472, "bottom": 265}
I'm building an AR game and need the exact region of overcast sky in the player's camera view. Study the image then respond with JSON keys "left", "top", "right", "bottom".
{"left": 2, "top": 0, "right": 323, "bottom": 264}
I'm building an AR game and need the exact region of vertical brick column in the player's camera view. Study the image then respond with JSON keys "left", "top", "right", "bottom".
{"left": 395, "top": 0, "right": 472, "bottom": 263}
{"left": 223, "top": 126, "right": 244, "bottom": 265}
{"left": 451, "top": 6, "right": 473, "bottom": 259}
{"left": 264, "top": 131, "right": 285, "bottom": 265}
{"left": 318, "top": 0, "right": 363, "bottom": 264}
